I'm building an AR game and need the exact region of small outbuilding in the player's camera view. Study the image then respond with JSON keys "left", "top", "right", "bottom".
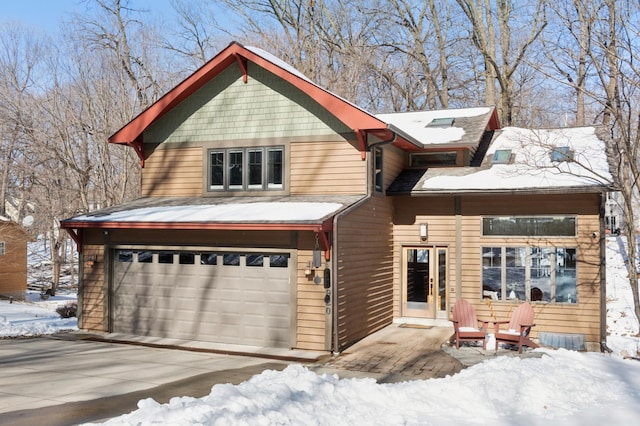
{"left": 0, "top": 216, "right": 31, "bottom": 300}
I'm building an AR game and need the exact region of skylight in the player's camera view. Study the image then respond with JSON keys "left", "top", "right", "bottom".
{"left": 492, "top": 149, "right": 513, "bottom": 164}
{"left": 551, "top": 146, "right": 574, "bottom": 162}
{"left": 427, "top": 117, "right": 454, "bottom": 127}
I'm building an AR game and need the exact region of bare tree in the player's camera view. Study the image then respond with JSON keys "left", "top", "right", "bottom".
{"left": 455, "top": 0, "right": 547, "bottom": 125}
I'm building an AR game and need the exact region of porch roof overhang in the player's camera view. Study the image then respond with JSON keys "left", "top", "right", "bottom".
{"left": 108, "top": 42, "right": 395, "bottom": 164}
{"left": 61, "top": 195, "right": 364, "bottom": 256}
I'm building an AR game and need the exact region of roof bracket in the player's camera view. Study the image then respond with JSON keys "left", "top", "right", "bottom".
{"left": 356, "top": 129, "right": 367, "bottom": 160}
{"left": 235, "top": 54, "right": 248, "bottom": 83}
{"left": 129, "top": 141, "right": 145, "bottom": 167}
{"left": 64, "top": 228, "right": 83, "bottom": 253}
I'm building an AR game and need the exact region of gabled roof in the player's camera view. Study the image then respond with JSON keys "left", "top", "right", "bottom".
{"left": 109, "top": 42, "right": 393, "bottom": 163}
{"left": 388, "top": 126, "right": 612, "bottom": 195}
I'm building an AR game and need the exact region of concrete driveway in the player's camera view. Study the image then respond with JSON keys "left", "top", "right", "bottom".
{"left": 0, "top": 326, "right": 538, "bottom": 425}
{"left": 0, "top": 336, "right": 304, "bottom": 425}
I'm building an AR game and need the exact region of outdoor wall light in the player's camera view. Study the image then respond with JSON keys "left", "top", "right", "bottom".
{"left": 86, "top": 254, "right": 97, "bottom": 267}
{"left": 305, "top": 261, "right": 313, "bottom": 277}
{"left": 420, "top": 223, "right": 428, "bottom": 241}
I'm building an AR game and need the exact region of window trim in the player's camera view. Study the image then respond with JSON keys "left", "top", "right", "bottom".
{"left": 207, "top": 146, "right": 284, "bottom": 192}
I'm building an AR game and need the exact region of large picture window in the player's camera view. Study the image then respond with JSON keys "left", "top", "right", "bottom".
{"left": 482, "top": 246, "right": 577, "bottom": 304}
{"left": 208, "top": 146, "right": 284, "bottom": 191}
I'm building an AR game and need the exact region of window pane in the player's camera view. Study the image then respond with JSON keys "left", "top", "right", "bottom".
{"left": 179, "top": 252, "right": 195, "bottom": 264}
{"left": 375, "top": 148, "right": 383, "bottom": 191}
{"left": 530, "top": 247, "right": 551, "bottom": 302}
{"left": 410, "top": 152, "right": 458, "bottom": 167}
{"left": 270, "top": 254, "right": 289, "bottom": 268}
{"left": 483, "top": 217, "right": 576, "bottom": 236}
{"left": 118, "top": 250, "right": 133, "bottom": 263}
{"left": 138, "top": 251, "right": 153, "bottom": 263}
{"left": 246, "top": 254, "right": 263, "bottom": 266}
{"left": 505, "top": 247, "right": 526, "bottom": 300}
{"left": 556, "top": 248, "right": 577, "bottom": 303}
{"left": 210, "top": 151, "right": 224, "bottom": 189}
{"left": 200, "top": 252, "right": 217, "bottom": 265}
{"left": 223, "top": 253, "right": 240, "bottom": 266}
{"left": 158, "top": 251, "right": 174, "bottom": 264}
{"left": 248, "top": 149, "right": 263, "bottom": 188}
{"left": 267, "top": 148, "right": 283, "bottom": 188}
{"left": 229, "top": 151, "right": 243, "bottom": 188}
{"left": 482, "top": 247, "right": 502, "bottom": 299}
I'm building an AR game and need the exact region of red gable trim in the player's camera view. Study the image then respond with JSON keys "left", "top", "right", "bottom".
{"left": 109, "top": 42, "right": 391, "bottom": 161}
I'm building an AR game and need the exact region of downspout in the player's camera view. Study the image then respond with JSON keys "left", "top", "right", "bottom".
{"left": 331, "top": 129, "right": 396, "bottom": 354}
{"left": 599, "top": 192, "right": 612, "bottom": 352}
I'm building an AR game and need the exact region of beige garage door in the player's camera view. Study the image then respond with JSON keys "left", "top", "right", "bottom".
{"left": 112, "top": 249, "right": 292, "bottom": 348}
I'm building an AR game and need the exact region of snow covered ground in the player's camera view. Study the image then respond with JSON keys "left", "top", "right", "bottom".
{"left": 2, "top": 237, "right": 639, "bottom": 425}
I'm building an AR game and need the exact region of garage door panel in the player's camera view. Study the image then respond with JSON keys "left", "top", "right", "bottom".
{"left": 112, "top": 249, "right": 291, "bottom": 348}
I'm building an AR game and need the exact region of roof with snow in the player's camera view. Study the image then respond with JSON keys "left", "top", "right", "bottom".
{"left": 61, "top": 195, "right": 364, "bottom": 230}
{"left": 388, "top": 126, "right": 612, "bottom": 194}
{"left": 376, "top": 107, "right": 499, "bottom": 151}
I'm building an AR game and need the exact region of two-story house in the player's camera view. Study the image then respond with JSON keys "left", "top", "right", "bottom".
{"left": 61, "top": 42, "right": 611, "bottom": 353}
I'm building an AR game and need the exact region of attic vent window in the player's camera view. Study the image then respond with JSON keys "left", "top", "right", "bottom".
{"left": 427, "top": 117, "right": 454, "bottom": 127}
{"left": 492, "top": 149, "right": 513, "bottom": 164}
{"left": 551, "top": 146, "right": 574, "bottom": 162}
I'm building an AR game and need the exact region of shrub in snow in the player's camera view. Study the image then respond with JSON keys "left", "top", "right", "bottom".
{"left": 56, "top": 303, "right": 77, "bottom": 318}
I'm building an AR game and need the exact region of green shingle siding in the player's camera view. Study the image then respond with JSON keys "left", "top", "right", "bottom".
{"left": 145, "top": 63, "right": 350, "bottom": 144}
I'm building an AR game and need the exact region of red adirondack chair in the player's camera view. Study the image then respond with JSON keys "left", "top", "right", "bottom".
{"left": 451, "top": 298, "right": 489, "bottom": 350}
{"left": 493, "top": 302, "right": 539, "bottom": 353}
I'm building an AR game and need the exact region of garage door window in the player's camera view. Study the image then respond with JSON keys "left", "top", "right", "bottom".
{"left": 223, "top": 253, "right": 240, "bottom": 266}
{"left": 138, "top": 251, "right": 153, "bottom": 263}
{"left": 270, "top": 255, "right": 289, "bottom": 267}
{"left": 246, "top": 254, "right": 264, "bottom": 266}
{"left": 201, "top": 253, "right": 218, "bottom": 265}
{"left": 118, "top": 250, "right": 133, "bottom": 262}
{"left": 179, "top": 252, "right": 195, "bottom": 264}
{"left": 158, "top": 252, "right": 174, "bottom": 264}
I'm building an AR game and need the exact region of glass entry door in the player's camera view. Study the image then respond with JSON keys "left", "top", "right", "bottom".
{"left": 402, "top": 247, "right": 448, "bottom": 319}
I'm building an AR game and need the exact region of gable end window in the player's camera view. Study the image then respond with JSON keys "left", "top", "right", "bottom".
{"left": 208, "top": 146, "right": 284, "bottom": 191}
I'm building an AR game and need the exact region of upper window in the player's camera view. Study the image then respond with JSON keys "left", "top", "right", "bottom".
{"left": 410, "top": 151, "right": 458, "bottom": 168}
{"left": 374, "top": 147, "right": 383, "bottom": 192}
{"left": 482, "top": 216, "right": 576, "bottom": 237}
{"left": 208, "top": 146, "right": 284, "bottom": 191}
{"left": 0, "top": 241, "right": 5, "bottom": 256}
{"left": 551, "top": 146, "right": 574, "bottom": 162}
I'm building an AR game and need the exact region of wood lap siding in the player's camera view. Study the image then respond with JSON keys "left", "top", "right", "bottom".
{"left": 290, "top": 141, "right": 366, "bottom": 195}
{"left": 0, "top": 223, "right": 29, "bottom": 299}
{"left": 296, "top": 250, "right": 327, "bottom": 350}
{"left": 142, "top": 147, "right": 203, "bottom": 197}
{"left": 336, "top": 196, "right": 394, "bottom": 350}
{"left": 81, "top": 245, "right": 106, "bottom": 331}
{"left": 392, "top": 193, "right": 603, "bottom": 347}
